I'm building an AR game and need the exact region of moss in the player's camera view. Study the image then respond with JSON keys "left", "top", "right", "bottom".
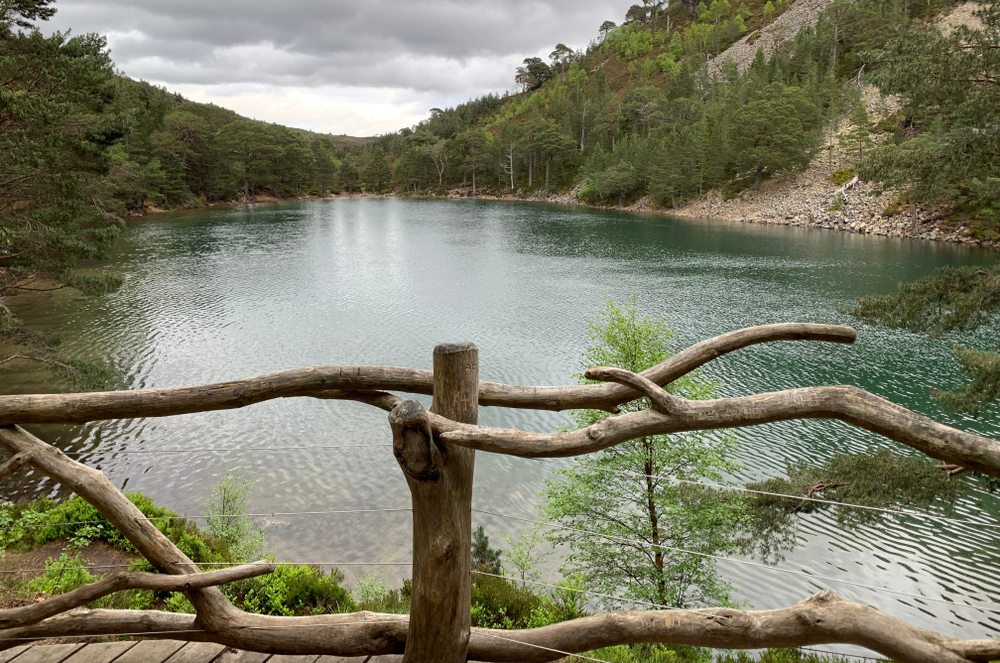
{"left": 829, "top": 168, "right": 856, "bottom": 186}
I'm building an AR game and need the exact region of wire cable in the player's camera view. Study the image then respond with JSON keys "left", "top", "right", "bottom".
{"left": 472, "top": 507, "right": 1000, "bottom": 613}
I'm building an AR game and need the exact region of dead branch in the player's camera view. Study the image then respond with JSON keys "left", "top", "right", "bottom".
{"left": 0, "top": 426, "right": 241, "bottom": 631}
{"left": 0, "top": 609, "right": 408, "bottom": 655}
{"left": 466, "top": 592, "right": 998, "bottom": 663}
{"left": 0, "top": 324, "right": 855, "bottom": 424}
{"left": 2, "top": 593, "right": 996, "bottom": 663}
{"left": 440, "top": 384, "right": 1000, "bottom": 478}
{"left": 0, "top": 451, "right": 30, "bottom": 482}
{"left": 0, "top": 562, "right": 275, "bottom": 630}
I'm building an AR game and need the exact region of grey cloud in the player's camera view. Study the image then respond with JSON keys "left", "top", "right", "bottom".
{"left": 44, "top": 0, "right": 624, "bottom": 132}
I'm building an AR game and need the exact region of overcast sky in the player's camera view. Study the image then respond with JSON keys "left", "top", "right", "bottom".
{"left": 46, "top": 1, "right": 627, "bottom": 136}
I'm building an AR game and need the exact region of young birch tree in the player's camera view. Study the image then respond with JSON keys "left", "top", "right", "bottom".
{"left": 544, "top": 301, "right": 748, "bottom": 609}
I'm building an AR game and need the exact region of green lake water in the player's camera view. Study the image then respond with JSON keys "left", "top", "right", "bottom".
{"left": 3, "top": 198, "right": 998, "bottom": 647}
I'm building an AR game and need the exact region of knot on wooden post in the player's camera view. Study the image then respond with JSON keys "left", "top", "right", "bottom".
{"left": 389, "top": 399, "right": 440, "bottom": 482}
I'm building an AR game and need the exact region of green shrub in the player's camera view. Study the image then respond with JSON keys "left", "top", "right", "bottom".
{"left": 829, "top": 168, "right": 856, "bottom": 186}
{"left": 227, "top": 564, "right": 357, "bottom": 616}
{"left": 0, "top": 499, "right": 52, "bottom": 551}
{"left": 165, "top": 592, "right": 197, "bottom": 614}
{"left": 204, "top": 471, "right": 266, "bottom": 563}
{"left": 17, "top": 492, "right": 225, "bottom": 563}
{"left": 26, "top": 553, "right": 97, "bottom": 596}
{"left": 470, "top": 573, "right": 544, "bottom": 629}
{"left": 586, "top": 644, "right": 711, "bottom": 662}
{"left": 717, "top": 648, "right": 862, "bottom": 662}
{"left": 352, "top": 573, "right": 411, "bottom": 614}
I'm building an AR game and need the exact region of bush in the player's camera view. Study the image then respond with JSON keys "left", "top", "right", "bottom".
{"left": 352, "top": 572, "right": 410, "bottom": 614}
{"left": 586, "top": 644, "right": 711, "bottom": 662}
{"left": 718, "top": 648, "right": 859, "bottom": 662}
{"left": 226, "top": 564, "right": 357, "bottom": 616}
{"left": 6, "top": 492, "right": 226, "bottom": 564}
{"left": 471, "top": 573, "right": 545, "bottom": 629}
{"left": 26, "top": 553, "right": 97, "bottom": 595}
{"left": 829, "top": 168, "right": 857, "bottom": 186}
{"left": 204, "top": 471, "right": 266, "bottom": 563}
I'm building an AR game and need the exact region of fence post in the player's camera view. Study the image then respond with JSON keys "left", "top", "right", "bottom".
{"left": 392, "top": 342, "right": 478, "bottom": 662}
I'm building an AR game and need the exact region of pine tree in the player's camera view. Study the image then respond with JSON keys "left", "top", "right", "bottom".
{"left": 850, "top": 264, "right": 1000, "bottom": 413}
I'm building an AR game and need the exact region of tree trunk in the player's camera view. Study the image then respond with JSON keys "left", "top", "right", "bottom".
{"left": 394, "top": 343, "right": 478, "bottom": 663}
{"left": 472, "top": 167, "right": 477, "bottom": 196}
{"left": 642, "top": 439, "right": 667, "bottom": 606}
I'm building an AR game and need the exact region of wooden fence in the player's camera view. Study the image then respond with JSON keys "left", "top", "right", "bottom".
{"left": 0, "top": 323, "right": 998, "bottom": 663}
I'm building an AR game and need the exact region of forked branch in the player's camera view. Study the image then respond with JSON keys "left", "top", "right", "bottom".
{"left": 440, "top": 384, "right": 1000, "bottom": 477}
{"left": 1, "top": 593, "right": 997, "bottom": 662}
{"left": 0, "top": 426, "right": 240, "bottom": 631}
{"left": 0, "top": 323, "right": 854, "bottom": 423}
{"left": 0, "top": 562, "right": 274, "bottom": 629}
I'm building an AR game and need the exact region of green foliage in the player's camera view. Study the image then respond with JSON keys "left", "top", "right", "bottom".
{"left": 717, "top": 649, "right": 864, "bottom": 663}
{"left": 850, "top": 265, "right": 1000, "bottom": 336}
{"left": 470, "top": 572, "right": 544, "bottom": 628}
{"left": 225, "top": 564, "right": 357, "bottom": 616}
{"left": 545, "top": 300, "right": 748, "bottom": 608}
{"left": 862, "top": 2, "right": 1000, "bottom": 227}
{"left": 472, "top": 525, "right": 503, "bottom": 575}
{"left": 1, "top": 492, "right": 223, "bottom": 564}
{"left": 59, "top": 270, "right": 124, "bottom": 296}
{"left": 933, "top": 345, "right": 1000, "bottom": 415}
{"left": 26, "top": 553, "right": 97, "bottom": 596}
{"left": 838, "top": 101, "right": 873, "bottom": 164}
{"left": 748, "top": 449, "right": 963, "bottom": 531}
{"left": 2, "top": 487, "right": 364, "bottom": 618}
{"left": 733, "top": 84, "right": 819, "bottom": 189}
{"left": 500, "top": 525, "right": 550, "bottom": 587}
{"left": 850, "top": 263, "right": 999, "bottom": 410}
{"left": 204, "top": 470, "right": 266, "bottom": 563}
{"left": 585, "top": 643, "right": 712, "bottom": 663}
{"left": 0, "top": 0, "right": 55, "bottom": 34}
{"left": 605, "top": 25, "right": 657, "bottom": 60}
{"left": 351, "top": 572, "right": 410, "bottom": 614}
{"left": 0, "top": 27, "right": 123, "bottom": 284}
{"left": 829, "top": 168, "right": 856, "bottom": 186}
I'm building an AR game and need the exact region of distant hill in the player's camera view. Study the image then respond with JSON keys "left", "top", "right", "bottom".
{"left": 356, "top": 0, "right": 996, "bottom": 241}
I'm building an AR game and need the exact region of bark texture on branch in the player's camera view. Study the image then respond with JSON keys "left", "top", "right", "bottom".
{"left": 0, "top": 426, "right": 240, "bottom": 631}
{"left": 0, "top": 324, "right": 854, "bottom": 424}
{"left": 0, "top": 563, "right": 274, "bottom": 629}
{"left": 441, "top": 384, "right": 1000, "bottom": 477}
{"left": 2, "top": 594, "right": 996, "bottom": 663}
{"left": 465, "top": 592, "right": 996, "bottom": 663}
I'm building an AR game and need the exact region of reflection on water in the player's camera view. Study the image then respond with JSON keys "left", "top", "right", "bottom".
{"left": 3, "top": 198, "right": 998, "bottom": 646}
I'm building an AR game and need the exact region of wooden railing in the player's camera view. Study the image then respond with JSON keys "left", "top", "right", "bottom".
{"left": 1, "top": 323, "right": 998, "bottom": 663}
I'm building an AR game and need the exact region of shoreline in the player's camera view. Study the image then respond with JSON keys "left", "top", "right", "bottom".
{"left": 129, "top": 188, "right": 998, "bottom": 251}
{"left": 446, "top": 187, "right": 1000, "bottom": 250}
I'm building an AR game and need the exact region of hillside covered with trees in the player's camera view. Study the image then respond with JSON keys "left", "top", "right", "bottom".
{"left": 358, "top": 0, "right": 997, "bottom": 238}
{"left": 1, "top": 0, "right": 363, "bottom": 306}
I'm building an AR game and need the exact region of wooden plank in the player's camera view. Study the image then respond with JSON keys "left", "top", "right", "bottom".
{"left": 210, "top": 649, "right": 268, "bottom": 663}
{"left": 6, "top": 644, "right": 84, "bottom": 663}
{"left": 0, "top": 645, "right": 32, "bottom": 663}
{"left": 63, "top": 642, "right": 137, "bottom": 663}
{"left": 111, "top": 640, "right": 186, "bottom": 663}
{"left": 164, "top": 643, "right": 227, "bottom": 663}
{"left": 265, "top": 656, "right": 319, "bottom": 663}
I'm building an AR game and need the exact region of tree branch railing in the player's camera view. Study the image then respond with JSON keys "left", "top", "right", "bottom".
{"left": 0, "top": 323, "right": 997, "bottom": 662}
